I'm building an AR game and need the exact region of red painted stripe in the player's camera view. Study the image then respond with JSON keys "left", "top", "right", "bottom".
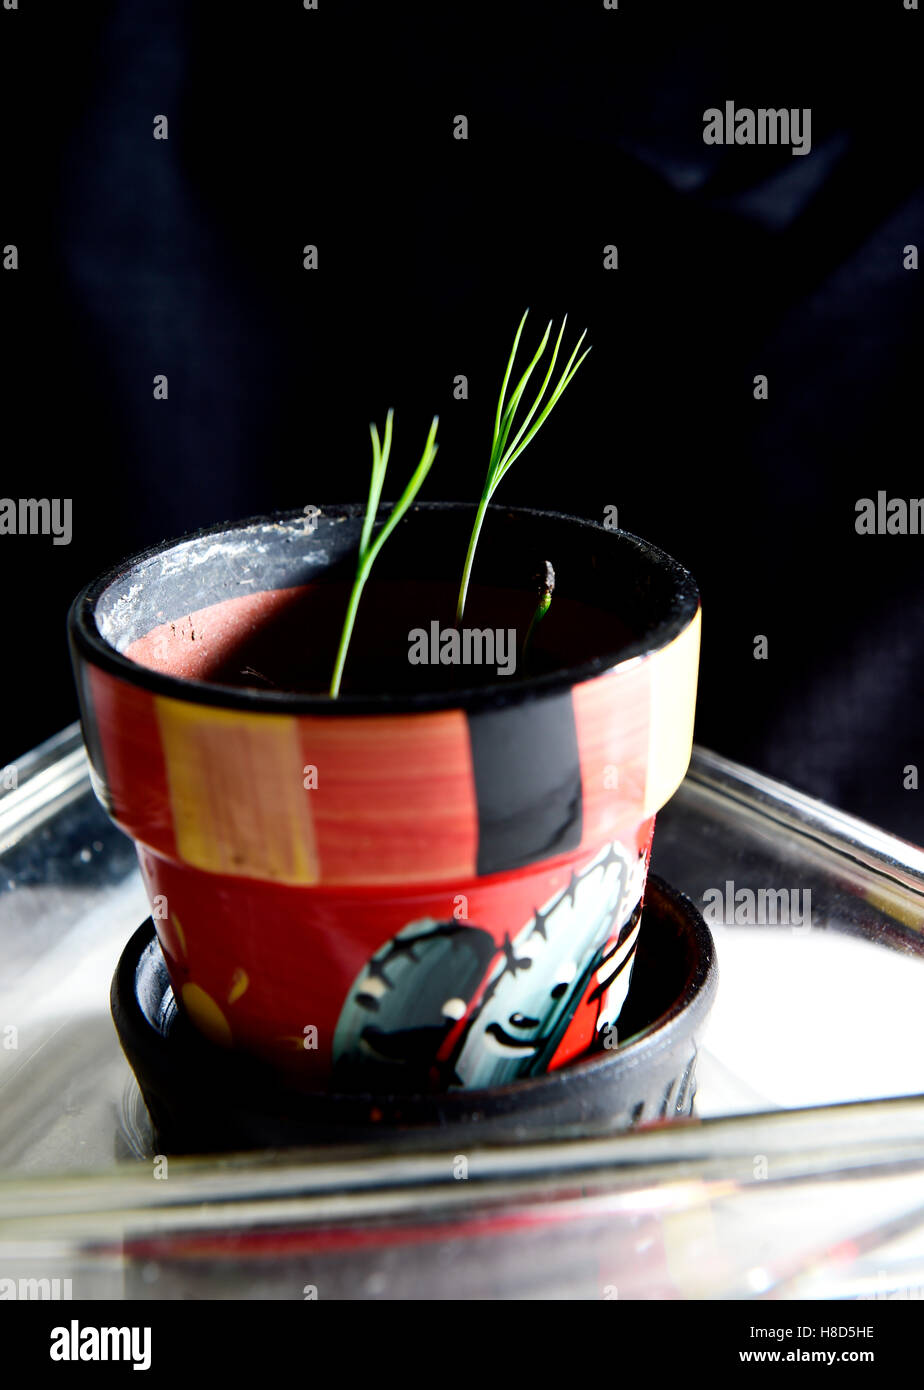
{"left": 87, "top": 665, "right": 177, "bottom": 858}
{"left": 298, "top": 709, "right": 479, "bottom": 884}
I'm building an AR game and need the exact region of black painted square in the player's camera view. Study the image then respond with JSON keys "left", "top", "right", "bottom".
{"left": 467, "top": 693, "right": 583, "bottom": 876}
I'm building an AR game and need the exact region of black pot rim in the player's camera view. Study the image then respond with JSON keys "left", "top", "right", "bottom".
{"left": 69, "top": 503, "right": 700, "bottom": 716}
{"left": 111, "top": 874, "right": 718, "bottom": 1128}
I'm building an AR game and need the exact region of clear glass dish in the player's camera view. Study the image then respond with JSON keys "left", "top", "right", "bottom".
{"left": 2, "top": 725, "right": 923, "bottom": 1300}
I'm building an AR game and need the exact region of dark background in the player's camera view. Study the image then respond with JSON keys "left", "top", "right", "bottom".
{"left": 1, "top": 0, "right": 922, "bottom": 839}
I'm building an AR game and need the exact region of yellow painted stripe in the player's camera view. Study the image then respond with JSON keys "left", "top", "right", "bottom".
{"left": 154, "top": 697, "right": 319, "bottom": 884}
{"left": 644, "top": 607, "right": 702, "bottom": 817}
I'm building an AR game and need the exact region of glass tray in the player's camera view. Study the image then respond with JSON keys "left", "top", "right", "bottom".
{"left": 2, "top": 725, "right": 924, "bottom": 1300}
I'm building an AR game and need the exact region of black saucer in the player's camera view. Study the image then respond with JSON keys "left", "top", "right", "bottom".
{"left": 111, "top": 873, "right": 717, "bottom": 1153}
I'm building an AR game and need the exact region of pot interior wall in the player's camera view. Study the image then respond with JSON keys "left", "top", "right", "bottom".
{"left": 91, "top": 507, "right": 697, "bottom": 696}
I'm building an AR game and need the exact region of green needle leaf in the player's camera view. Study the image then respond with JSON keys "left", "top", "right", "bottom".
{"left": 502, "top": 317, "right": 567, "bottom": 464}
{"left": 493, "top": 308, "right": 529, "bottom": 453}
{"left": 455, "top": 312, "right": 590, "bottom": 623}
{"left": 366, "top": 415, "right": 439, "bottom": 567}
{"left": 498, "top": 343, "right": 591, "bottom": 478}
{"left": 360, "top": 408, "right": 393, "bottom": 554}
{"left": 330, "top": 412, "right": 439, "bottom": 697}
{"left": 492, "top": 320, "right": 553, "bottom": 477}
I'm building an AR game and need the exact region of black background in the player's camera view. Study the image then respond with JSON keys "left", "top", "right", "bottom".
{"left": 1, "top": 0, "right": 922, "bottom": 839}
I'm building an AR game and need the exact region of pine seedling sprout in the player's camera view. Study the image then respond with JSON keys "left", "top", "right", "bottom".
{"left": 522, "top": 559, "right": 556, "bottom": 669}
{"left": 329, "top": 410, "right": 439, "bottom": 697}
{"left": 455, "top": 310, "right": 590, "bottom": 625}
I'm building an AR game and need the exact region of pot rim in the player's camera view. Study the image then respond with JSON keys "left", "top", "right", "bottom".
{"left": 69, "top": 502, "right": 700, "bottom": 716}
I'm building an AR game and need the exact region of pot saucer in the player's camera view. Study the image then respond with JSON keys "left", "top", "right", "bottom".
{"left": 111, "top": 874, "right": 716, "bottom": 1153}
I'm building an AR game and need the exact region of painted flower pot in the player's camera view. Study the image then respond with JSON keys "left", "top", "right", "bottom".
{"left": 69, "top": 503, "right": 700, "bottom": 1091}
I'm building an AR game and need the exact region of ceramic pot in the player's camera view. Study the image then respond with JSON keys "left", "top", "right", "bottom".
{"left": 69, "top": 504, "right": 700, "bottom": 1090}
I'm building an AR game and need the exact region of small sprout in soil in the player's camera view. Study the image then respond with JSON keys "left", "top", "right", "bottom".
{"left": 330, "top": 409, "right": 440, "bottom": 697}
{"left": 455, "top": 309, "right": 590, "bottom": 626}
{"left": 522, "top": 560, "right": 556, "bottom": 670}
